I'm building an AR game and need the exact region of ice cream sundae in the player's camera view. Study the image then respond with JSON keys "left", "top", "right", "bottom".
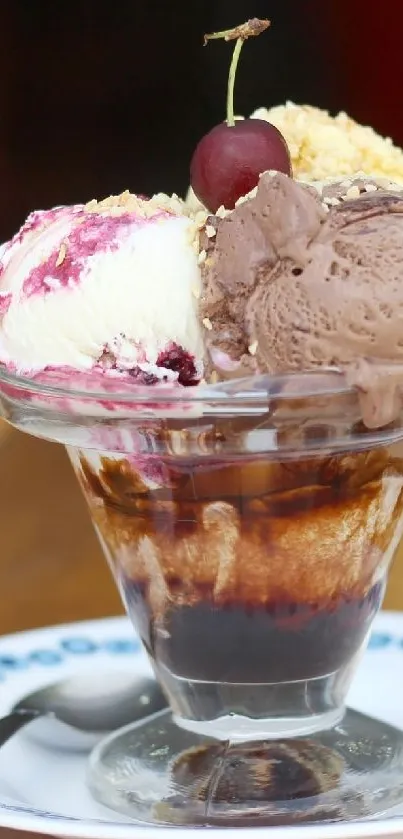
{"left": 1, "top": 16, "right": 403, "bottom": 826}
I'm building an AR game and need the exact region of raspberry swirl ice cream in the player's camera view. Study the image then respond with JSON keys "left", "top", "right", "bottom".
{"left": 0, "top": 191, "right": 204, "bottom": 388}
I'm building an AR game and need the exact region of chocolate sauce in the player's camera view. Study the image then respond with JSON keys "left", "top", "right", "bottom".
{"left": 160, "top": 739, "right": 350, "bottom": 825}
{"left": 121, "top": 579, "right": 384, "bottom": 682}
{"left": 78, "top": 446, "right": 403, "bottom": 685}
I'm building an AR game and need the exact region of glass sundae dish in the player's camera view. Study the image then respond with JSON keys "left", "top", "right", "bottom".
{"left": 2, "top": 19, "right": 403, "bottom": 828}
{"left": 2, "top": 172, "right": 403, "bottom": 825}
{"left": 3, "top": 365, "right": 403, "bottom": 825}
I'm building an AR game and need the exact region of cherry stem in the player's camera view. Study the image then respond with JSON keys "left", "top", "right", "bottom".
{"left": 204, "top": 19, "right": 270, "bottom": 128}
{"left": 227, "top": 38, "right": 243, "bottom": 127}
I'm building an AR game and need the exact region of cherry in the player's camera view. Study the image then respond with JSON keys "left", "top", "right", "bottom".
{"left": 190, "top": 19, "right": 292, "bottom": 213}
{"left": 191, "top": 120, "right": 291, "bottom": 214}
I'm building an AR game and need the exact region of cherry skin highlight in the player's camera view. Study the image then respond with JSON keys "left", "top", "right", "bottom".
{"left": 190, "top": 118, "right": 292, "bottom": 213}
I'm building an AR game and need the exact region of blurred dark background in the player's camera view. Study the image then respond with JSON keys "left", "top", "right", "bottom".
{"left": 1, "top": 0, "right": 401, "bottom": 241}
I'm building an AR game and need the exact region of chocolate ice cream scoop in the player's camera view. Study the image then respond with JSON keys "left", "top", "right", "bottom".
{"left": 200, "top": 172, "right": 403, "bottom": 427}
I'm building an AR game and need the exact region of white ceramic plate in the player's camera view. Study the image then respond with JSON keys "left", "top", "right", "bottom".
{"left": 0, "top": 613, "right": 402, "bottom": 839}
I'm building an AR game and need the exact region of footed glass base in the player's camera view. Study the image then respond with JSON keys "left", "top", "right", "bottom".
{"left": 88, "top": 708, "right": 403, "bottom": 826}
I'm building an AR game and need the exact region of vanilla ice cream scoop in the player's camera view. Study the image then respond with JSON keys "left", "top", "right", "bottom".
{"left": 0, "top": 191, "right": 203, "bottom": 386}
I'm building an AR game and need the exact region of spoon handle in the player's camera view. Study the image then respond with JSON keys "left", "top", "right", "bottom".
{"left": 0, "top": 709, "right": 42, "bottom": 747}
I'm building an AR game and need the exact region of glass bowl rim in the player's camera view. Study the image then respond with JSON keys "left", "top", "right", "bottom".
{"left": 0, "top": 365, "right": 357, "bottom": 406}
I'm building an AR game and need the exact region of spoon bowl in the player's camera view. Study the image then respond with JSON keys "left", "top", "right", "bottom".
{"left": 6, "top": 671, "right": 168, "bottom": 751}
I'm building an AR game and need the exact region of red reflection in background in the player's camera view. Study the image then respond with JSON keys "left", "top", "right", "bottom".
{"left": 330, "top": 1, "right": 403, "bottom": 144}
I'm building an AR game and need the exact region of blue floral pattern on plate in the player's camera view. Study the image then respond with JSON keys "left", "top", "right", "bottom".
{"left": 0, "top": 628, "right": 397, "bottom": 682}
{"left": 0, "top": 613, "right": 400, "bottom": 836}
{"left": 0, "top": 635, "right": 140, "bottom": 681}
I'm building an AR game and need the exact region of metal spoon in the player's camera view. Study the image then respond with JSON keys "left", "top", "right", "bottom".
{"left": 0, "top": 671, "right": 168, "bottom": 751}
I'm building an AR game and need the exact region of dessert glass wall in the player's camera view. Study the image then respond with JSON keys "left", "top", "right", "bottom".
{"left": 2, "top": 368, "right": 403, "bottom": 824}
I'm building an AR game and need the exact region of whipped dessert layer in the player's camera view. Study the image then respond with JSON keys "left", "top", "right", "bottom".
{"left": 0, "top": 192, "right": 204, "bottom": 386}
{"left": 200, "top": 172, "right": 403, "bottom": 427}
{"left": 252, "top": 102, "right": 403, "bottom": 185}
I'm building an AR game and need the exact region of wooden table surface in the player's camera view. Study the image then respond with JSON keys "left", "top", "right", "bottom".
{"left": 1, "top": 421, "right": 403, "bottom": 839}
{"left": 0, "top": 423, "right": 122, "bottom": 839}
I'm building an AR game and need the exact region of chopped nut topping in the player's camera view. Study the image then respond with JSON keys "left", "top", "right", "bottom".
{"left": 198, "top": 249, "right": 207, "bottom": 265}
{"left": 185, "top": 221, "right": 200, "bottom": 252}
{"left": 85, "top": 199, "right": 98, "bottom": 212}
{"left": 194, "top": 210, "right": 209, "bottom": 228}
{"left": 248, "top": 341, "right": 258, "bottom": 355}
{"left": 345, "top": 185, "right": 360, "bottom": 200}
{"left": 365, "top": 183, "right": 378, "bottom": 193}
{"left": 205, "top": 224, "right": 217, "bottom": 238}
{"left": 374, "top": 177, "right": 392, "bottom": 189}
{"left": 203, "top": 317, "right": 213, "bottom": 330}
{"left": 55, "top": 241, "right": 67, "bottom": 267}
{"left": 84, "top": 189, "right": 189, "bottom": 220}
{"left": 152, "top": 191, "right": 185, "bottom": 215}
{"left": 216, "top": 205, "right": 230, "bottom": 219}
